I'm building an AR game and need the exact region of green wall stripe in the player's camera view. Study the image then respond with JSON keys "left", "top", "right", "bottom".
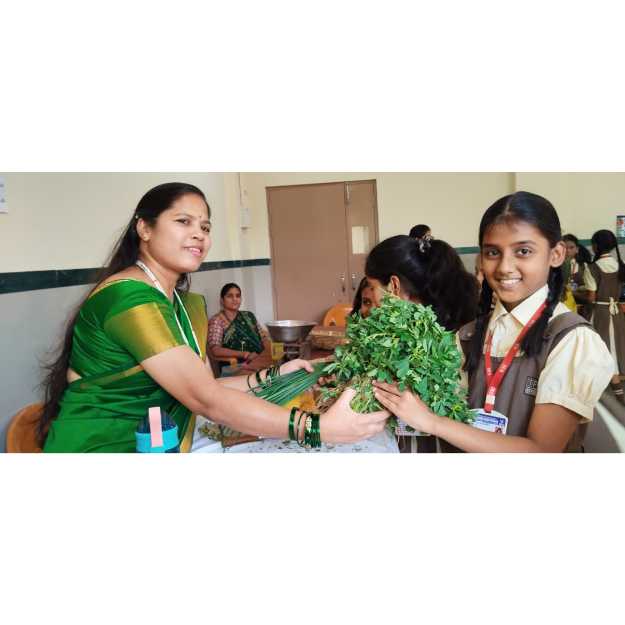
{"left": 3, "top": 237, "right": 623, "bottom": 296}
{"left": 0, "top": 258, "right": 272, "bottom": 295}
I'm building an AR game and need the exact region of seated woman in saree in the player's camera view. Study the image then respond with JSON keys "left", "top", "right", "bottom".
{"left": 208, "top": 283, "right": 270, "bottom": 373}
{"left": 40, "top": 182, "right": 389, "bottom": 452}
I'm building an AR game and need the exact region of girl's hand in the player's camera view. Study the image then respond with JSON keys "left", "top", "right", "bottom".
{"left": 373, "top": 381, "right": 440, "bottom": 435}
{"left": 279, "top": 359, "right": 314, "bottom": 376}
{"left": 320, "top": 388, "right": 390, "bottom": 444}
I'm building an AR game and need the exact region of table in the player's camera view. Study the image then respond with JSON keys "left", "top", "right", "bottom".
{"left": 221, "top": 349, "right": 334, "bottom": 377}
{"left": 190, "top": 415, "right": 400, "bottom": 453}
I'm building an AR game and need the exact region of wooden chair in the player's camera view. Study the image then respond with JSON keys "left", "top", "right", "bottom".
{"left": 6, "top": 403, "right": 44, "bottom": 453}
{"left": 322, "top": 304, "right": 352, "bottom": 328}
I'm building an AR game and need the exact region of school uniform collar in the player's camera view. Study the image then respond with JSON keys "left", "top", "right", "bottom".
{"left": 490, "top": 284, "right": 549, "bottom": 328}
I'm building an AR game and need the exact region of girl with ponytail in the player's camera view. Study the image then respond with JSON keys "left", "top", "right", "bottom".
{"left": 364, "top": 233, "right": 478, "bottom": 452}
{"left": 373, "top": 191, "right": 613, "bottom": 452}
{"left": 582, "top": 229, "right": 625, "bottom": 401}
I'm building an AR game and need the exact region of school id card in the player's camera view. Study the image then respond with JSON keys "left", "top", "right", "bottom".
{"left": 470, "top": 408, "right": 508, "bottom": 435}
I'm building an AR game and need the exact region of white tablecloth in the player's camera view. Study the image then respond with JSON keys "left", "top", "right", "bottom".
{"left": 190, "top": 415, "right": 399, "bottom": 453}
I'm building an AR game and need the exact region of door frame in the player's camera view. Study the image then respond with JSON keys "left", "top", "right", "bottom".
{"left": 266, "top": 179, "right": 379, "bottom": 321}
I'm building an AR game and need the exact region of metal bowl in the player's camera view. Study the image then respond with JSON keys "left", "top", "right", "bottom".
{"left": 265, "top": 320, "right": 317, "bottom": 343}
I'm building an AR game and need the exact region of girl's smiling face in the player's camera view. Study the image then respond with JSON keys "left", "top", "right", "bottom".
{"left": 481, "top": 220, "right": 566, "bottom": 311}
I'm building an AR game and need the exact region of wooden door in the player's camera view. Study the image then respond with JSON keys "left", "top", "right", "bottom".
{"left": 345, "top": 180, "right": 378, "bottom": 299}
{"left": 267, "top": 180, "right": 378, "bottom": 323}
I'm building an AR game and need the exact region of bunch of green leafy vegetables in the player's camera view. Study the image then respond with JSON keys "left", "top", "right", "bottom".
{"left": 321, "top": 295, "right": 473, "bottom": 428}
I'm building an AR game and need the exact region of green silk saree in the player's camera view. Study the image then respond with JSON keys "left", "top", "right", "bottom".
{"left": 43, "top": 280, "right": 208, "bottom": 453}
{"left": 222, "top": 310, "right": 264, "bottom": 354}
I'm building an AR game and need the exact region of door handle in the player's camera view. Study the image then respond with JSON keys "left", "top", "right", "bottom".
{"left": 340, "top": 274, "right": 346, "bottom": 293}
{"left": 351, "top": 273, "right": 357, "bottom": 290}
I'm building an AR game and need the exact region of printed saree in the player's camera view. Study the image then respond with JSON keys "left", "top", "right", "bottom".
{"left": 43, "top": 280, "right": 208, "bottom": 453}
{"left": 221, "top": 310, "right": 264, "bottom": 354}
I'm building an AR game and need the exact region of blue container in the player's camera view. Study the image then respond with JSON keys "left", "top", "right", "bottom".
{"left": 135, "top": 409, "right": 180, "bottom": 453}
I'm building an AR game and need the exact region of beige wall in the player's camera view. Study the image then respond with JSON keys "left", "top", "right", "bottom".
{"left": 514, "top": 173, "right": 625, "bottom": 238}
{"left": 0, "top": 172, "right": 243, "bottom": 272}
{"left": 239, "top": 173, "right": 515, "bottom": 258}
{"left": 2, "top": 172, "right": 623, "bottom": 275}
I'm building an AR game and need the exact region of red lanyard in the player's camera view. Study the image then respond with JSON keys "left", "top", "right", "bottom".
{"left": 483, "top": 301, "right": 547, "bottom": 413}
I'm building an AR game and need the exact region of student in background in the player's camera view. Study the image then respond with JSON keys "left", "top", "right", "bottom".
{"left": 350, "top": 277, "right": 374, "bottom": 319}
{"left": 409, "top": 224, "right": 432, "bottom": 240}
{"left": 374, "top": 192, "right": 612, "bottom": 452}
{"left": 563, "top": 233, "right": 593, "bottom": 319}
{"left": 582, "top": 229, "right": 625, "bottom": 403}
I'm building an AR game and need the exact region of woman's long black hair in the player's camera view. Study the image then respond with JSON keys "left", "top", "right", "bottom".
{"left": 591, "top": 229, "right": 625, "bottom": 281}
{"left": 464, "top": 191, "right": 565, "bottom": 375}
{"left": 563, "top": 233, "right": 593, "bottom": 266}
{"left": 38, "top": 182, "right": 210, "bottom": 443}
{"left": 365, "top": 235, "right": 478, "bottom": 332}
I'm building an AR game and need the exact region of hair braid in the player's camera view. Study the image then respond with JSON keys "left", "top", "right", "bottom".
{"left": 464, "top": 278, "right": 494, "bottom": 374}
{"left": 520, "top": 267, "right": 564, "bottom": 357}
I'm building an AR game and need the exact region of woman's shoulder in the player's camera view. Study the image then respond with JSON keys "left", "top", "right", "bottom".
{"left": 457, "top": 318, "right": 479, "bottom": 342}
{"left": 208, "top": 309, "right": 226, "bottom": 324}
{"left": 88, "top": 278, "right": 161, "bottom": 304}
{"left": 180, "top": 290, "right": 207, "bottom": 307}
{"left": 83, "top": 279, "right": 165, "bottom": 322}
{"left": 240, "top": 309, "right": 259, "bottom": 322}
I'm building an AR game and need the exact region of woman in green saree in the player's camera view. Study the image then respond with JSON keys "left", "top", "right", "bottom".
{"left": 40, "top": 182, "right": 389, "bottom": 452}
{"left": 208, "top": 283, "right": 269, "bottom": 372}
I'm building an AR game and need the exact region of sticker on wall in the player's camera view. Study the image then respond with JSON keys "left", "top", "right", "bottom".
{"left": 0, "top": 176, "right": 6, "bottom": 213}
{"left": 617, "top": 215, "right": 625, "bottom": 238}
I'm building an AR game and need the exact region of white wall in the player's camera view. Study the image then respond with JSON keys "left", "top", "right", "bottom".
{"left": 239, "top": 173, "right": 514, "bottom": 258}
{"left": 514, "top": 173, "right": 625, "bottom": 238}
{"left": 0, "top": 172, "right": 242, "bottom": 272}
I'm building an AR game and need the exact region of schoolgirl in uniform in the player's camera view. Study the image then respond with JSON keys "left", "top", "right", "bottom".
{"left": 582, "top": 229, "right": 625, "bottom": 402}
{"left": 563, "top": 233, "right": 593, "bottom": 319}
{"left": 374, "top": 191, "right": 613, "bottom": 452}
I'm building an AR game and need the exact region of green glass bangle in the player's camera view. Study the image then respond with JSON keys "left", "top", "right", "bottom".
{"left": 313, "top": 413, "right": 320, "bottom": 448}
{"left": 288, "top": 406, "right": 298, "bottom": 441}
{"left": 315, "top": 414, "right": 321, "bottom": 448}
{"left": 295, "top": 409, "right": 306, "bottom": 447}
{"left": 309, "top": 413, "right": 320, "bottom": 448}
{"left": 246, "top": 373, "right": 255, "bottom": 391}
{"left": 304, "top": 414, "right": 313, "bottom": 448}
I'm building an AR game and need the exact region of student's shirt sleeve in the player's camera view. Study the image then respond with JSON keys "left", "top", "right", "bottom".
{"left": 535, "top": 326, "right": 613, "bottom": 421}
{"left": 583, "top": 264, "right": 597, "bottom": 291}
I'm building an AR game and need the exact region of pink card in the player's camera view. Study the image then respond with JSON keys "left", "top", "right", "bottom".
{"left": 148, "top": 407, "right": 164, "bottom": 449}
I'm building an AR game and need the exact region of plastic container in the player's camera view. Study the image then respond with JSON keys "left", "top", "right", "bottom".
{"left": 135, "top": 407, "right": 180, "bottom": 453}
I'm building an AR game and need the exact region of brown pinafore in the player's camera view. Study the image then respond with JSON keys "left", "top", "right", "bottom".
{"left": 588, "top": 263, "right": 625, "bottom": 375}
{"left": 439, "top": 311, "right": 593, "bottom": 452}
